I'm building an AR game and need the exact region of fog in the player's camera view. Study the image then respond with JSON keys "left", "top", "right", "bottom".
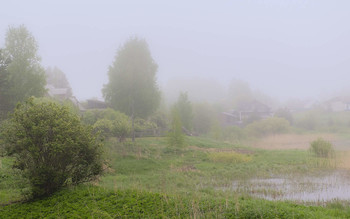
{"left": 1, "top": 0, "right": 350, "bottom": 102}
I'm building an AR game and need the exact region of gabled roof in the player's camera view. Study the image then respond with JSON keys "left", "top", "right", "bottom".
{"left": 46, "top": 85, "right": 69, "bottom": 97}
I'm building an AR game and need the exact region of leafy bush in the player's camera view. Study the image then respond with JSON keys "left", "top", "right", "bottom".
{"left": 113, "top": 113, "right": 132, "bottom": 142}
{"left": 309, "top": 138, "right": 334, "bottom": 158}
{"left": 208, "top": 151, "right": 251, "bottom": 163}
{"left": 0, "top": 98, "right": 103, "bottom": 198}
{"left": 88, "top": 109, "right": 131, "bottom": 142}
{"left": 296, "top": 113, "right": 318, "bottom": 130}
{"left": 82, "top": 109, "right": 104, "bottom": 125}
{"left": 93, "top": 119, "right": 114, "bottom": 138}
{"left": 274, "top": 108, "right": 294, "bottom": 125}
{"left": 134, "top": 118, "right": 157, "bottom": 131}
{"left": 245, "top": 117, "right": 290, "bottom": 137}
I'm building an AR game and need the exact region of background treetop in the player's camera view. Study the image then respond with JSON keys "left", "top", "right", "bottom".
{"left": 103, "top": 37, "right": 160, "bottom": 119}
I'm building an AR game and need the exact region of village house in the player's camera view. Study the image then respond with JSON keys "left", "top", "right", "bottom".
{"left": 323, "top": 96, "right": 350, "bottom": 112}
{"left": 221, "top": 100, "right": 272, "bottom": 126}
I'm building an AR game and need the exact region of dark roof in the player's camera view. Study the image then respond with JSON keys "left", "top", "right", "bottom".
{"left": 85, "top": 99, "right": 107, "bottom": 109}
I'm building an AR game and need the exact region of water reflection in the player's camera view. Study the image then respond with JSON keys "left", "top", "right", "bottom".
{"left": 232, "top": 170, "right": 350, "bottom": 202}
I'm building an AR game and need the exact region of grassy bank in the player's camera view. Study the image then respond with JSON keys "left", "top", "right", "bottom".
{"left": 1, "top": 136, "right": 349, "bottom": 218}
{"left": 1, "top": 185, "right": 349, "bottom": 218}
{"left": 99, "top": 137, "right": 328, "bottom": 197}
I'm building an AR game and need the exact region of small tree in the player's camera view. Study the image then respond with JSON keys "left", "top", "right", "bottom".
{"left": 168, "top": 108, "right": 185, "bottom": 148}
{"left": 112, "top": 114, "right": 132, "bottom": 142}
{"left": 174, "top": 92, "right": 193, "bottom": 132}
{"left": 0, "top": 98, "right": 103, "bottom": 198}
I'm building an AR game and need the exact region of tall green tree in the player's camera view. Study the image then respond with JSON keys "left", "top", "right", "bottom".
{"left": 103, "top": 37, "right": 160, "bottom": 141}
{"left": 0, "top": 25, "right": 46, "bottom": 117}
{"left": 0, "top": 49, "right": 11, "bottom": 119}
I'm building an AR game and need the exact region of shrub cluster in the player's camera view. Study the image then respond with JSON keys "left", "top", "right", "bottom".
{"left": 0, "top": 98, "right": 103, "bottom": 197}
{"left": 309, "top": 138, "right": 334, "bottom": 158}
{"left": 245, "top": 117, "right": 290, "bottom": 137}
{"left": 84, "top": 108, "right": 131, "bottom": 142}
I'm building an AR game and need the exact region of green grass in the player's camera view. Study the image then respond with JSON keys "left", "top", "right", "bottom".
{"left": 0, "top": 157, "right": 28, "bottom": 204}
{"left": 98, "top": 137, "right": 324, "bottom": 196}
{"left": 1, "top": 136, "right": 348, "bottom": 218}
{"left": 1, "top": 185, "right": 349, "bottom": 218}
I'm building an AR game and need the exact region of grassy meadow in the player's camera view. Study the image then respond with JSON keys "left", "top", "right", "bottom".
{"left": 2, "top": 135, "right": 350, "bottom": 218}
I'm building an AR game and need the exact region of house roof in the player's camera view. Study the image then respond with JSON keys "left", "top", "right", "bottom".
{"left": 46, "top": 85, "right": 69, "bottom": 97}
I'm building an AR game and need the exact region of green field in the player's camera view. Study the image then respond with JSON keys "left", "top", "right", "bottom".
{"left": 1, "top": 136, "right": 350, "bottom": 218}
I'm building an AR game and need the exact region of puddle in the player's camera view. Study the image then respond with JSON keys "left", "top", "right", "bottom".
{"left": 230, "top": 170, "right": 350, "bottom": 202}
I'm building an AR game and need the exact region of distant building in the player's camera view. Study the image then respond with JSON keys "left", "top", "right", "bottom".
{"left": 221, "top": 100, "right": 272, "bottom": 126}
{"left": 323, "top": 96, "right": 350, "bottom": 112}
{"left": 45, "top": 85, "right": 84, "bottom": 111}
{"left": 84, "top": 99, "right": 107, "bottom": 110}
{"left": 45, "top": 85, "right": 70, "bottom": 101}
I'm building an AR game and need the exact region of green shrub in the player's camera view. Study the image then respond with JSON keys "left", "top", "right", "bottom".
{"left": 274, "top": 108, "right": 294, "bottom": 125}
{"left": 0, "top": 98, "right": 103, "bottom": 198}
{"left": 309, "top": 138, "right": 334, "bottom": 158}
{"left": 167, "top": 108, "right": 185, "bottom": 148}
{"left": 93, "top": 119, "right": 114, "bottom": 138}
{"left": 89, "top": 109, "right": 131, "bottom": 142}
{"left": 245, "top": 117, "right": 290, "bottom": 137}
{"left": 134, "top": 118, "right": 157, "bottom": 131}
{"left": 113, "top": 113, "right": 132, "bottom": 142}
{"left": 296, "top": 113, "right": 318, "bottom": 130}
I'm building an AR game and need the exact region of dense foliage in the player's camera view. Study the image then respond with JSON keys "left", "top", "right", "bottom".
{"left": 0, "top": 98, "right": 103, "bottom": 197}
{"left": 245, "top": 117, "right": 290, "bottom": 137}
{"left": 103, "top": 37, "right": 160, "bottom": 119}
{"left": 0, "top": 25, "right": 46, "bottom": 118}
{"left": 83, "top": 108, "right": 132, "bottom": 142}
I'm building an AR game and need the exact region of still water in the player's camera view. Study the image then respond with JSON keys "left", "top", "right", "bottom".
{"left": 231, "top": 170, "right": 350, "bottom": 202}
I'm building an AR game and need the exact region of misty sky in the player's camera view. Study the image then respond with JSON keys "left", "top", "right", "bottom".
{"left": 1, "top": 1, "right": 350, "bottom": 102}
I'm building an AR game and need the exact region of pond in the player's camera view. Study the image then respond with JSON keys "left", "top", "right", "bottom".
{"left": 230, "top": 170, "right": 350, "bottom": 203}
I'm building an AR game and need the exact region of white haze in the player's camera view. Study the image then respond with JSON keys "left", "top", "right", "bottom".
{"left": 1, "top": 0, "right": 350, "bottom": 103}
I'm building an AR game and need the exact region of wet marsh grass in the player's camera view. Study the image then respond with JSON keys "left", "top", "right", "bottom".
{"left": 1, "top": 136, "right": 350, "bottom": 217}
{"left": 98, "top": 137, "right": 335, "bottom": 199}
